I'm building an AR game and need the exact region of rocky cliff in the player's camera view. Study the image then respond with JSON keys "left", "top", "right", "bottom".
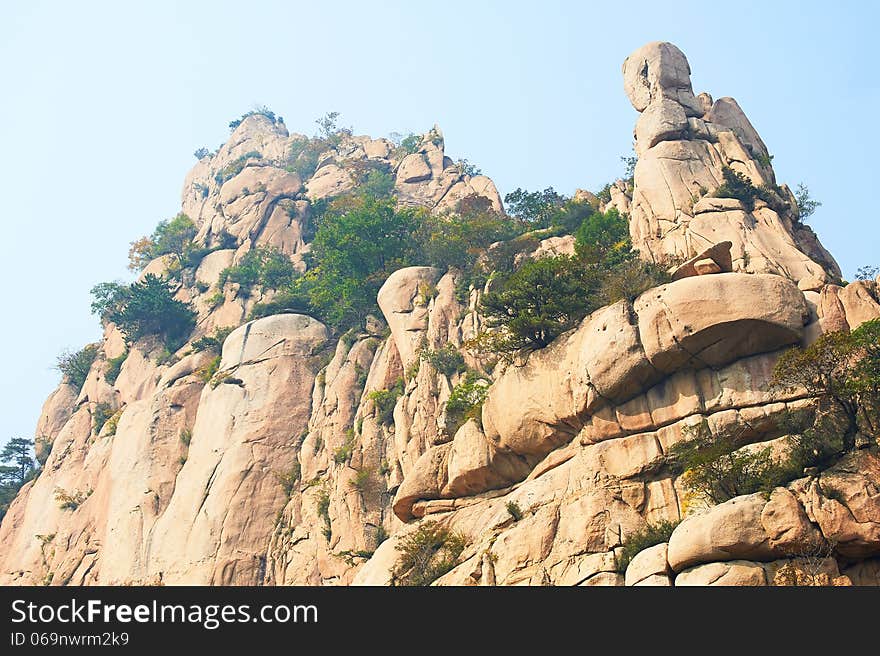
{"left": 1, "top": 42, "right": 878, "bottom": 586}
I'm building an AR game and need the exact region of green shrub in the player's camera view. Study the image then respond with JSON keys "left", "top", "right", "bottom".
{"left": 333, "top": 429, "right": 356, "bottom": 464}
{"left": 773, "top": 319, "right": 880, "bottom": 450}
{"left": 219, "top": 246, "right": 297, "bottom": 295}
{"left": 93, "top": 274, "right": 196, "bottom": 352}
{"left": 668, "top": 421, "right": 802, "bottom": 505}
{"left": 503, "top": 187, "right": 565, "bottom": 229}
{"left": 214, "top": 151, "right": 262, "bottom": 185}
{"left": 617, "top": 520, "right": 680, "bottom": 572}
{"left": 367, "top": 379, "right": 405, "bottom": 426}
{"left": 506, "top": 501, "right": 523, "bottom": 522}
{"left": 712, "top": 166, "right": 769, "bottom": 211}
{"left": 420, "top": 345, "right": 466, "bottom": 378}
{"left": 479, "top": 256, "right": 596, "bottom": 354}
{"left": 55, "top": 488, "right": 91, "bottom": 511}
{"left": 276, "top": 463, "right": 301, "bottom": 497}
{"left": 228, "top": 105, "right": 280, "bottom": 131}
{"left": 285, "top": 135, "right": 326, "bottom": 180}
{"left": 92, "top": 403, "right": 115, "bottom": 434}
{"left": 316, "top": 488, "right": 332, "bottom": 541}
{"left": 191, "top": 326, "right": 235, "bottom": 353}
{"left": 596, "top": 258, "right": 671, "bottom": 305}
{"left": 128, "top": 213, "right": 198, "bottom": 272}
{"left": 855, "top": 265, "right": 879, "bottom": 281}
{"left": 197, "top": 355, "right": 221, "bottom": 384}
{"left": 417, "top": 196, "right": 519, "bottom": 272}
{"left": 573, "top": 208, "right": 629, "bottom": 265}
{"left": 103, "top": 408, "right": 123, "bottom": 437}
{"left": 391, "top": 521, "right": 466, "bottom": 586}
{"left": 104, "top": 350, "right": 128, "bottom": 385}
{"left": 350, "top": 467, "right": 373, "bottom": 492}
{"left": 179, "top": 427, "right": 192, "bottom": 446}
{"left": 56, "top": 344, "right": 99, "bottom": 391}
{"left": 304, "top": 196, "right": 423, "bottom": 328}
{"left": 794, "top": 183, "right": 821, "bottom": 222}
{"left": 445, "top": 372, "right": 490, "bottom": 425}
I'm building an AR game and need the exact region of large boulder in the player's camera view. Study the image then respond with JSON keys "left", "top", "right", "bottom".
{"left": 667, "top": 494, "right": 779, "bottom": 571}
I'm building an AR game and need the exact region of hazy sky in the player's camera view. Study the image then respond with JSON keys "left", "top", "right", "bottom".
{"left": 1, "top": 0, "right": 877, "bottom": 442}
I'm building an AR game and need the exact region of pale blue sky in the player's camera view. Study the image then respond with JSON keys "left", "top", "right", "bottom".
{"left": 1, "top": 1, "right": 877, "bottom": 441}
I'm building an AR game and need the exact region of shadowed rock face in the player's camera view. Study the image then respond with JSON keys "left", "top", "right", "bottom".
{"left": 2, "top": 44, "right": 880, "bottom": 587}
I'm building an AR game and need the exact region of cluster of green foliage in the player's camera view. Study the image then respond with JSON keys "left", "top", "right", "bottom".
{"left": 388, "top": 131, "right": 421, "bottom": 158}
{"left": 667, "top": 320, "right": 880, "bottom": 507}
{"left": 91, "top": 274, "right": 197, "bottom": 352}
{"left": 228, "top": 106, "right": 282, "bottom": 132}
{"left": 190, "top": 326, "right": 235, "bottom": 354}
{"left": 616, "top": 520, "right": 680, "bottom": 572}
{"left": 128, "top": 213, "right": 199, "bottom": 272}
{"left": 349, "top": 467, "right": 374, "bottom": 493}
{"left": 456, "top": 158, "right": 481, "bottom": 177}
{"left": 418, "top": 345, "right": 466, "bottom": 378}
{"left": 214, "top": 151, "right": 262, "bottom": 185}
{"left": 92, "top": 402, "right": 115, "bottom": 435}
{"left": 298, "top": 196, "right": 424, "bottom": 328}
{"left": 0, "top": 437, "right": 37, "bottom": 521}
{"left": 794, "top": 182, "right": 821, "bottom": 222}
{"left": 276, "top": 462, "right": 301, "bottom": 497}
{"left": 502, "top": 187, "right": 565, "bottom": 230}
{"left": 367, "top": 378, "right": 405, "bottom": 426}
{"left": 104, "top": 350, "right": 128, "bottom": 385}
{"left": 55, "top": 487, "right": 91, "bottom": 511}
{"left": 197, "top": 355, "right": 221, "bottom": 384}
{"left": 193, "top": 147, "right": 211, "bottom": 160}
{"left": 772, "top": 319, "right": 880, "bottom": 449}
{"left": 333, "top": 429, "right": 356, "bottom": 464}
{"left": 390, "top": 521, "right": 467, "bottom": 586}
{"left": 56, "top": 344, "right": 98, "bottom": 392}
{"left": 856, "top": 265, "right": 879, "bottom": 281}
{"left": 505, "top": 501, "right": 523, "bottom": 522}
{"left": 477, "top": 207, "right": 669, "bottom": 356}
{"left": 285, "top": 136, "right": 326, "bottom": 180}
{"left": 445, "top": 371, "right": 490, "bottom": 431}
{"left": 712, "top": 166, "right": 783, "bottom": 212}
{"left": 218, "top": 246, "right": 298, "bottom": 295}
{"left": 418, "top": 196, "right": 520, "bottom": 272}
{"left": 316, "top": 487, "right": 332, "bottom": 541}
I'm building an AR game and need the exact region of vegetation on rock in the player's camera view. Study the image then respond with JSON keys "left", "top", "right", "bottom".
{"left": 391, "top": 521, "right": 466, "bottom": 586}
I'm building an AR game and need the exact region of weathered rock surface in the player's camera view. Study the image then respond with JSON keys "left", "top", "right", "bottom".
{"left": 2, "top": 43, "right": 877, "bottom": 587}
{"left": 623, "top": 42, "right": 841, "bottom": 289}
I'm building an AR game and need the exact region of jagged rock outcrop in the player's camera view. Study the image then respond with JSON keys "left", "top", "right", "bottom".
{"left": 622, "top": 41, "right": 840, "bottom": 290}
{"left": 1, "top": 43, "right": 878, "bottom": 587}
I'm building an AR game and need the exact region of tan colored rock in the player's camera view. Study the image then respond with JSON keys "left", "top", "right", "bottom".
{"left": 624, "top": 542, "right": 670, "bottom": 586}
{"left": 791, "top": 451, "right": 880, "bottom": 558}
{"left": 838, "top": 280, "right": 880, "bottom": 329}
{"left": 622, "top": 41, "right": 702, "bottom": 116}
{"left": 816, "top": 284, "right": 849, "bottom": 333}
{"left": 195, "top": 249, "right": 235, "bottom": 286}
{"left": 767, "top": 557, "right": 847, "bottom": 586}
{"left": 392, "top": 444, "right": 450, "bottom": 522}
{"left": 667, "top": 494, "right": 779, "bottom": 572}
{"left": 760, "top": 487, "right": 823, "bottom": 553}
{"left": 305, "top": 163, "right": 354, "bottom": 200}
{"left": 146, "top": 315, "right": 328, "bottom": 584}
{"left": 669, "top": 240, "right": 734, "bottom": 281}
{"left": 635, "top": 98, "right": 688, "bottom": 154}
{"left": 377, "top": 266, "right": 442, "bottom": 369}
{"left": 675, "top": 560, "right": 767, "bottom": 586}
{"left": 635, "top": 273, "right": 807, "bottom": 373}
